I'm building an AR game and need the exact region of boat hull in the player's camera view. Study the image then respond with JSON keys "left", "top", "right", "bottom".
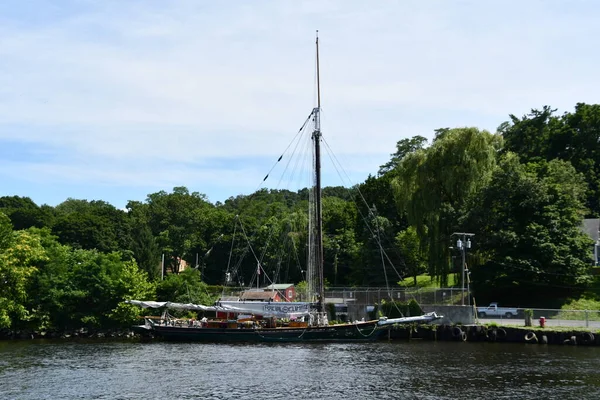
{"left": 148, "top": 321, "right": 387, "bottom": 342}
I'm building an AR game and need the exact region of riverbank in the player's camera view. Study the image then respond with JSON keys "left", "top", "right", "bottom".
{"left": 2, "top": 323, "right": 599, "bottom": 345}
{"left": 389, "top": 324, "right": 599, "bottom": 346}
{"left": 0, "top": 327, "right": 135, "bottom": 340}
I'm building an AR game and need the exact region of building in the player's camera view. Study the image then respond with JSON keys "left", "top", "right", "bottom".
{"left": 581, "top": 218, "right": 600, "bottom": 265}
{"left": 239, "top": 290, "right": 282, "bottom": 302}
{"left": 262, "top": 284, "right": 296, "bottom": 302}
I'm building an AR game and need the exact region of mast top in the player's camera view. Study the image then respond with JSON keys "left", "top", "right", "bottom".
{"left": 316, "top": 30, "right": 321, "bottom": 109}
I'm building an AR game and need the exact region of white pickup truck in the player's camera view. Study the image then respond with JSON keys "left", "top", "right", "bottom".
{"left": 477, "top": 302, "right": 519, "bottom": 318}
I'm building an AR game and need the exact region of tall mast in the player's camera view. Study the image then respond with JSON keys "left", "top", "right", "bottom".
{"left": 313, "top": 30, "right": 325, "bottom": 314}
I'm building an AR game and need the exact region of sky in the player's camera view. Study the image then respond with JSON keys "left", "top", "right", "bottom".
{"left": 1, "top": 0, "right": 599, "bottom": 209}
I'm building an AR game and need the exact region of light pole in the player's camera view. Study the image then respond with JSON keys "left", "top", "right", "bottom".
{"left": 452, "top": 232, "right": 474, "bottom": 306}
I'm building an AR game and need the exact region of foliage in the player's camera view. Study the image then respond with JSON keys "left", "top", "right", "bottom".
{"left": 0, "top": 212, "right": 13, "bottom": 251}
{"left": 378, "top": 136, "right": 428, "bottom": 176}
{"left": 2, "top": 101, "right": 600, "bottom": 329}
{"left": 106, "top": 261, "right": 156, "bottom": 325}
{"left": 395, "top": 226, "right": 427, "bottom": 286}
{"left": 393, "top": 128, "right": 500, "bottom": 284}
{"left": 295, "top": 280, "right": 308, "bottom": 301}
{"left": 0, "top": 196, "right": 55, "bottom": 230}
{"left": 22, "top": 230, "right": 157, "bottom": 331}
{"left": 130, "top": 224, "right": 161, "bottom": 281}
{"left": 0, "top": 228, "right": 47, "bottom": 328}
{"left": 326, "top": 302, "right": 336, "bottom": 321}
{"left": 399, "top": 273, "right": 458, "bottom": 288}
{"left": 378, "top": 299, "right": 423, "bottom": 318}
{"left": 556, "top": 297, "right": 600, "bottom": 321}
{"left": 501, "top": 103, "right": 600, "bottom": 217}
{"left": 52, "top": 199, "right": 130, "bottom": 253}
{"left": 466, "top": 154, "right": 593, "bottom": 306}
{"left": 156, "top": 268, "right": 214, "bottom": 305}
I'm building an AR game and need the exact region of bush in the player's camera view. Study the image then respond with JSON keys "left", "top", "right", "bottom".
{"left": 556, "top": 297, "right": 600, "bottom": 321}
{"left": 379, "top": 299, "right": 423, "bottom": 319}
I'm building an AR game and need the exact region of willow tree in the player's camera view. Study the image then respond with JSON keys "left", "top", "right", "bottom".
{"left": 392, "top": 127, "right": 501, "bottom": 285}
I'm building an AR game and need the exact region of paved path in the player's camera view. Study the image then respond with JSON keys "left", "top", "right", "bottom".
{"left": 478, "top": 317, "right": 600, "bottom": 329}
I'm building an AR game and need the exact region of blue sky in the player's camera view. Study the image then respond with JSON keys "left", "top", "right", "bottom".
{"left": 1, "top": 0, "right": 599, "bottom": 208}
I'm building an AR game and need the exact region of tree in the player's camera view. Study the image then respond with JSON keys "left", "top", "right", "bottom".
{"left": 132, "top": 187, "right": 215, "bottom": 276}
{"left": 501, "top": 103, "right": 600, "bottom": 217}
{"left": 0, "top": 227, "right": 47, "bottom": 329}
{"left": 0, "top": 196, "right": 54, "bottom": 230}
{"left": 465, "top": 154, "right": 593, "bottom": 306}
{"left": 130, "top": 225, "right": 161, "bottom": 281}
{"left": 0, "top": 212, "right": 12, "bottom": 251}
{"left": 156, "top": 268, "right": 213, "bottom": 305}
{"left": 395, "top": 226, "right": 427, "bottom": 286}
{"left": 52, "top": 199, "right": 131, "bottom": 252}
{"left": 106, "top": 260, "right": 155, "bottom": 326}
{"left": 378, "top": 136, "right": 428, "bottom": 176}
{"left": 392, "top": 127, "right": 500, "bottom": 284}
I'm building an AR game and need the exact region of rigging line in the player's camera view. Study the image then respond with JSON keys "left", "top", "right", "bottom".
{"left": 275, "top": 113, "right": 313, "bottom": 191}
{"left": 253, "top": 111, "right": 314, "bottom": 192}
{"left": 221, "top": 216, "right": 240, "bottom": 298}
{"left": 320, "top": 138, "right": 407, "bottom": 282}
{"left": 246, "top": 123, "right": 314, "bottom": 291}
{"left": 321, "top": 137, "right": 407, "bottom": 270}
{"left": 238, "top": 216, "right": 264, "bottom": 270}
{"left": 225, "top": 216, "right": 239, "bottom": 275}
{"left": 354, "top": 322, "right": 380, "bottom": 338}
{"left": 254, "top": 115, "right": 313, "bottom": 269}
{"left": 289, "top": 227, "right": 305, "bottom": 279}
{"left": 373, "top": 208, "right": 392, "bottom": 300}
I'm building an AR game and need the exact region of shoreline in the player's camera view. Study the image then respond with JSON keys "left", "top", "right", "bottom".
{"left": 2, "top": 323, "right": 599, "bottom": 346}
{"left": 388, "top": 324, "right": 599, "bottom": 346}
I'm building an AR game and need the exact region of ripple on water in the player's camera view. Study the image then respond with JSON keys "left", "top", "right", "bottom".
{"left": 1, "top": 340, "right": 600, "bottom": 399}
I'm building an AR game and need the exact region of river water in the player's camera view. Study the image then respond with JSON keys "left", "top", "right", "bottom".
{"left": 0, "top": 340, "right": 599, "bottom": 399}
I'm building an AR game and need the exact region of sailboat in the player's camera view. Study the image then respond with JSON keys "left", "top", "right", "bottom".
{"left": 127, "top": 33, "right": 441, "bottom": 342}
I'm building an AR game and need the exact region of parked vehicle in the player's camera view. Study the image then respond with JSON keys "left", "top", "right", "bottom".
{"left": 477, "top": 302, "right": 519, "bottom": 318}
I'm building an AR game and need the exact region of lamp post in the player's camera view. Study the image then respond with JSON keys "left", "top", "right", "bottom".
{"left": 452, "top": 232, "right": 474, "bottom": 306}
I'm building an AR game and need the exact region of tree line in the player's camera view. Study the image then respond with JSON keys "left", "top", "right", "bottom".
{"left": 1, "top": 102, "right": 600, "bottom": 333}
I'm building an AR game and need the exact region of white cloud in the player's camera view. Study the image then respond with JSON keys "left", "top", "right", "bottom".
{"left": 1, "top": 0, "right": 599, "bottom": 204}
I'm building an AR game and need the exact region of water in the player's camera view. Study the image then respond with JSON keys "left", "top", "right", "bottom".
{"left": 1, "top": 340, "right": 599, "bottom": 399}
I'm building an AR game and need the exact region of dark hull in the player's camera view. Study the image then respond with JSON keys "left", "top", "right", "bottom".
{"left": 148, "top": 321, "right": 387, "bottom": 342}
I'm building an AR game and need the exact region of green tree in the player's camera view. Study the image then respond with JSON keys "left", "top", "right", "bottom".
{"left": 501, "top": 103, "right": 600, "bottom": 216}
{"left": 466, "top": 154, "right": 593, "bottom": 306}
{"left": 393, "top": 127, "right": 500, "bottom": 284}
{"left": 30, "top": 246, "right": 154, "bottom": 330}
{"left": 0, "top": 212, "right": 12, "bottom": 251}
{"left": 0, "top": 227, "right": 47, "bottom": 329}
{"left": 395, "top": 226, "right": 427, "bottom": 286}
{"left": 52, "top": 199, "right": 131, "bottom": 252}
{"left": 106, "top": 261, "right": 155, "bottom": 325}
{"left": 156, "top": 268, "right": 213, "bottom": 305}
{"left": 130, "top": 225, "right": 161, "bottom": 281}
{"left": 378, "top": 136, "right": 428, "bottom": 176}
{"left": 132, "top": 187, "right": 216, "bottom": 276}
{"left": 0, "top": 196, "right": 55, "bottom": 230}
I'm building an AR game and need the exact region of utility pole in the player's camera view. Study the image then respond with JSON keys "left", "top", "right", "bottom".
{"left": 451, "top": 232, "right": 474, "bottom": 306}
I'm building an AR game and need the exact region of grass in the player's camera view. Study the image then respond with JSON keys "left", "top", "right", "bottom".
{"left": 399, "top": 273, "right": 459, "bottom": 288}
{"left": 556, "top": 297, "right": 600, "bottom": 321}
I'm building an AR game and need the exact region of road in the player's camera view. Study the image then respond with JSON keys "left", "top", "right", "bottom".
{"left": 478, "top": 317, "right": 600, "bottom": 329}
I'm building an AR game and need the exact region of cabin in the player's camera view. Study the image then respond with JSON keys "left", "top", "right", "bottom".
{"left": 262, "top": 284, "right": 296, "bottom": 302}
{"left": 239, "top": 290, "right": 282, "bottom": 302}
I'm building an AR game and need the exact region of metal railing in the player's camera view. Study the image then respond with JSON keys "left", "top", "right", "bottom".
{"left": 218, "top": 287, "right": 600, "bottom": 328}
{"left": 476, "top": 308, "right": 600, "bottom": 329}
